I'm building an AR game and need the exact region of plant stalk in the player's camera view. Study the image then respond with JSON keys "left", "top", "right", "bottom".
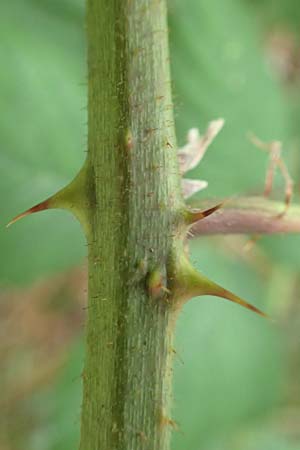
{"left": 190, "top": 196, "right": 300, "bottom": 236}
{"left": 80, "top": 1, "right": 183, "bottom": 449}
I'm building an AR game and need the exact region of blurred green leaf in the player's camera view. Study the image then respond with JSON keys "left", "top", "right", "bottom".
{"left": 0, "top": 0, "right": 86, "bottom": 284}
{"left": 169, "top": 1, "right": 291, "bottom": 448}
{"left": 170, "top": 0, "right": 300, "bottom": 270}
{"left": 169, "top": 0, "right": 291, "bottom": 198}
{"left": 247, "top": 0, "right": 300, "bottom": 31}
{"left": 172, "top": 240, "right": 283, "bottom": 449}
{"left": 30, "top": 340, "right": 83, "bottom": 450}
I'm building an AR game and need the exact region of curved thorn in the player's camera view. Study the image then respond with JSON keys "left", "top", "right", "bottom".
{"left": 6, "top": 162, "right": 89, "bottom": 230}
{"left": 6, "top": 199, "right": 51, "bottom": 228}
{"left": 185, "top": 202, "right": 224, "bottom": 225}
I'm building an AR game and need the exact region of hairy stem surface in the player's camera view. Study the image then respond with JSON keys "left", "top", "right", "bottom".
{"left": 80, "top": 1, "right": 183, "bottom": 449}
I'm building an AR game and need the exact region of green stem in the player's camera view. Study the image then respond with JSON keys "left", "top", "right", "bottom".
{"left": 80, "top": 1, "right": 183, "bottom": 449}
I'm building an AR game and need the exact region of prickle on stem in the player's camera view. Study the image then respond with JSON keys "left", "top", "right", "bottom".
{"left": 171, "top": 250, "right": 267, "bottom": 318}
{"left": 184, "top": 202, "right": 224, "bottom": 225}
{"left": 6, "top": 198, "right": 51, "bottom": 228}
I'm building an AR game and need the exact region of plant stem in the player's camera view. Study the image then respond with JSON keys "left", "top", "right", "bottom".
{"left": 80, "top": 1, "right": 183, "bottom": 449}
{"left": 190, "top": 196, "right": 300, "bottom": 236}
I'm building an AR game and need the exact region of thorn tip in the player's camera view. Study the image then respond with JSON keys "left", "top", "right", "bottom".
{"left": 6, "top": 199, "right": 50, "bottom": 228}
{"left": 186, "top": 202, "right": 224, "bottom": 224}
{"left": 215, "top": 287, "right": 268, "bottom": 318}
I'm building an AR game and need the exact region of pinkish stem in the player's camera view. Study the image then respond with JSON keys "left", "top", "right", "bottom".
{"left": 191, "top": 196, "right": 300, "bottom": 236}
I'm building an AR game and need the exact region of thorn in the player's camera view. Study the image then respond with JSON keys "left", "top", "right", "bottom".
{"left": 210, "top": 283, "right": 268, "bottom": 318}
{"left": 171, "top": 252, "right": 268, "bottom": 318}
{"left": 6, "top": 199, "right": 50, "bottom": 228}
{"left": 185, "top": 202, "right": 224, "bottom": 224}
{"left": 6, "top": 162, "right": 89, "bottom": 231}
{"left": 193, "top": 272, "right": 268, "bottom": 318}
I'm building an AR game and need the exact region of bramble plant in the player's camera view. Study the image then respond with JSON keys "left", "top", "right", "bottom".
{"left": 7, "top": 1, "right": 300, "bottom": 449}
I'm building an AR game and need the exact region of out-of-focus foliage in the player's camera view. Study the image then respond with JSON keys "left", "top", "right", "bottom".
{"left": 1, "top": 1, "right": 300, "bottom": 450}
{"left": 170, "top": 0, "right": 290, "bottom": 196}
{"left": 0, "top": 269, "right": 85, "bottom": 450}
{"left": 0, "top": 0, "right": 85, "bottom": 284}
{"left": 170, "top": 1, "right": 300, "bottom": 448}
{"left": 249, "top": 0, "right": 300, "bottom": 31}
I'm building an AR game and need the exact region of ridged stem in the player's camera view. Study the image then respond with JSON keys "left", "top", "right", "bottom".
{"left": 80, "top": 1, "right": 183, "bottom": 449}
